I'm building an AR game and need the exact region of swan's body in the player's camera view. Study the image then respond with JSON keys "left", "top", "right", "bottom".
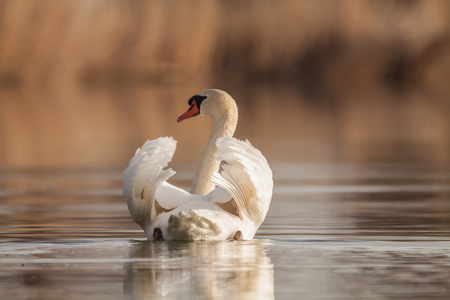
{"left": 123, "top": 89, "right": 273, "bottom": 241}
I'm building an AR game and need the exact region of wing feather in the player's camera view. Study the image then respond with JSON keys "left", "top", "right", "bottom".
{"left": 122, "top": 137, "right": 177, "bottom": 228}
{"left": 211, "top": 137, "right": 273, "bottom": 224}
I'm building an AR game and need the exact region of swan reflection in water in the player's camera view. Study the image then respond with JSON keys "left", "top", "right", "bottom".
{"left": 123, "top": 239, "right": 274, "bottom": 299}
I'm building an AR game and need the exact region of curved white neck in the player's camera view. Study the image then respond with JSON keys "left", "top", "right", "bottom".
{"left": 190, "top": 113, "right": 237, "bottom": 195}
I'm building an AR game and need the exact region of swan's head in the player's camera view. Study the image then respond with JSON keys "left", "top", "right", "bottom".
{"left": 177, "top": 89, "right": 237, "bottom": 122}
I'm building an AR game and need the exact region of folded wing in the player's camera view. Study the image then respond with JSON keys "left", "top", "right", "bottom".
{"left": 211, "top": 137, "right": 273, "bottom": 225}
{"left": 123, "top": 137, "right": 183, "bottom": 228}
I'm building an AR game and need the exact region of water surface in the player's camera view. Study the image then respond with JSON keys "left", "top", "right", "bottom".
{"left": 1, "top": 163, "right": 450, "bottom": 299}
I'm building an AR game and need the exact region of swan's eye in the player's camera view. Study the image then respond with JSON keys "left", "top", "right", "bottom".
{"left": 188, "top": 95, "right": 207, "bottom": 107}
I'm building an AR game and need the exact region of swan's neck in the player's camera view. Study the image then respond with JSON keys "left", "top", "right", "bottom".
{"left": 190, "top": 113, "right": 237, "bottom": 195}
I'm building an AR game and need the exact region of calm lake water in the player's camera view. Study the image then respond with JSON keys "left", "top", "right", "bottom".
{"left": 1, "top": 162, "right": 450, "bottom": 299}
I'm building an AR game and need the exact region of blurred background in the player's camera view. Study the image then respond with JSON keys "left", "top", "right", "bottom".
{"left": 0, "top": 0, "right": 449, "bottom": 169}
{"left": 1, "top": 3, "right": 450, "bottom": 298}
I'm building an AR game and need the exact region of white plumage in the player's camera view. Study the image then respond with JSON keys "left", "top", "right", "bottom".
{"left": 123, "top": 89, "right": 273, "bottom": 241}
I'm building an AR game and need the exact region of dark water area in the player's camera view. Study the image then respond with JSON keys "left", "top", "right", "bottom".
{"left": 1, "top": 163, "right": 450, "bottom": 299}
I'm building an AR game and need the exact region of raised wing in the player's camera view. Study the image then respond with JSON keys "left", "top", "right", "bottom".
{"left": 211, "top": 137, "right": 273, "bottom": 224}
{"left": 123, "top": 137, "right": 179, "bottom": 229}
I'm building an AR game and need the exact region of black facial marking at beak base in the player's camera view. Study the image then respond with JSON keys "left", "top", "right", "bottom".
{"left": 188, "top": 95, "right": 207, "bottom": 108}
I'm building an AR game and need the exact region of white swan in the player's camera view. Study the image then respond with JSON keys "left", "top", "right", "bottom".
{"left": 123, "top": 89, "right": 273, "bottom": 241}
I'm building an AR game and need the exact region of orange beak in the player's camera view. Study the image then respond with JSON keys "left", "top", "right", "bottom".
{"left": 177, "top": 101, "right": 200, "bottom": 122}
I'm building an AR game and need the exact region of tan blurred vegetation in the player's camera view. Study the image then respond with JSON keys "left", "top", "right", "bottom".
{"left": 0, "top": 0, "right": 449, "bottom": 168}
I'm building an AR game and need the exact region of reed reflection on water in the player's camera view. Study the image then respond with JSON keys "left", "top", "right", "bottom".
{"left": 1, "top": 85, "right": 450, "bottom": 297}
{"left": 1, "top": 84, "right": 449, "bottom": 169}
{"left": 1, "top": 84, "right": 450, "bottom": 299}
